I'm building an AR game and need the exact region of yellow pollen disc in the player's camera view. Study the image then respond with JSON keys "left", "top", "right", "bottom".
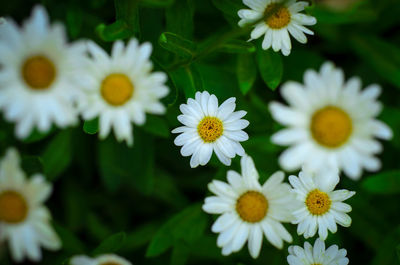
{"left": 0, "top": 190, "right": 28, "bottom": 224}
{"left": 264, "top": 4, "right": 291, "bottom": 29}
{"left": 306, "top": 189, "right": 331, "bottom": 216}
{"left": 101, "top": 73, "right": 134, "bottom": 106}
{"left": 22, "top": 55, "right": 56, "bottom": 89}
{"left": 236, "top": 191, "right": 268, "bottom": 223}
{"left": 197, "top": 117, "right": 224, "bottom": 143}
{"left": 311, "top": 106, "right": 353, "bottom": 148}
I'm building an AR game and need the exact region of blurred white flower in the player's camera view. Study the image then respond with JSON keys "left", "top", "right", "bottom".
{"left": 77, "top": 39, "right": 169, "bottom": 146}
{"left": 269, "top": 61, "right": 393, "bottom": 180}
{"left": 70, "top": 254, "right": 132, "bottom": 265}
{"left": 0, "top": 148, "right": 61, "bottom": 262}
{"left": 289, "top": 167, "right": 355, "bottom": 240}
{"left": 0, "top": 5, "right": 85, "bottom": 139}
{"left": 202, "top": 155, "right": 295, "bottom": 258}
{"left": 172, "top": 91, "right": 249, "bottom": 167}
{"left": 287, "top": 238, "right": 349, "bottom": 265}
{"left": 238, "top": 0, "right": 317, "bottom": 55}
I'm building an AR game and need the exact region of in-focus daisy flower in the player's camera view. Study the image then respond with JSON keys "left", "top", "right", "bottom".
{"left": 0, "top": 5, "right": 85, "bottom": 139}
{"left": 202, "top": 155, "right": 295, "bottom": 258}
{"left": 0, "top": 148, "right": 61, "bottom": 262}
{"left": 70, "top": 254, "right": 132, "bottom": 265}
{"left": 78, "top": 39, "right": 169, "bottom": 145}
{"left": 287, "top": 238, "right": 349, "bottom": 265}
{"left": 289, "top": 167, "right": 355, "bottom": 240}
{"left": 238, "top": 0, "right": 317, "bottom": 56}
{"left": 269, "top": 62, "right": 393, "bottom": 180}
{"left": 172, "top": 91, "right": 249, "bottom": 168}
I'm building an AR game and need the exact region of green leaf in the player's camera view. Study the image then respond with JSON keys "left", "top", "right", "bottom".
{"left": 349, "top": 34, "right": 400, "bottom": 89}
{"left": 66, "top": 5, "right": 83, "bottom": 38}
{"left": 41, "top": 130, "right": 73, "bottom": 181}
{"left": 257, "top": 48, "right": 283, "bottom": 90}
{"left": 83, "top": 118, "right": 99, "bottom": 135}
{"left": 166, "top": 0, "right": 194, "bottom": 39}
{"left": 114, "top": 0, "right": 140, "bottom": 36}
{"left": 217, "top": 39, "right": 256, "bottom": 54}
{"left": 54, "top": 223, "right": 86, "bottom": 254}
{"left": 159, "top": 32, "right": 197, "bottom": 59}
{"left": 146, "top": 204, "right": 207, "bottom": 257}
{"left": 362, "top": 171, "right": 400, "bottom": 194}
{"left": 237, "top": 53, "right": 257, "bottom": 95}
{"left": 142, "top": 115, "right": 170, "bottom": 138}
{"left": 22, "top": 127, "right": 56, "bottom": 143}
{"left": 212, "top": 0, "right": 243, "bottom": 25}
{"left": 96, "top": 20, "right": 132, "bottom": 42}
{"left": 170, "top": 243, "right": 190, "bottom": 265}
{"left": 21, "top": 155, "right": 43, "bottom": 176}
{"left": 140, "top": 0, "right": 175, "bottom": 8}
{"left": 97, "top": 130, "right": 155, "bottom": 193}
{"left": 92, "top": 232, "right": 127, "bottom": 256}
{"left": 169, "top": 65, "right": 202, "bottom": 99}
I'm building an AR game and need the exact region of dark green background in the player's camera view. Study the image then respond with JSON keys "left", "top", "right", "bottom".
{"left": 0, "top": 0, "right": 399, "bottom": 264}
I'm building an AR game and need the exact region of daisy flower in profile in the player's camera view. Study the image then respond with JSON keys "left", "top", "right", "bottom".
{"left": 269, "top": 62, "right": 393, "bottom": 180}
{"left": 0, "top": 148, "right": 61, "bottom": 262}
{"left": 289, "top": 167, "right": 355, "bottom": 240}
{"left": 0, "top": 5, "right": 85, "bottom": 139}
{"left": 238, "top": 0, "right": 317, "bottom": 56}
{"left": 287, "top": 238, "right": 349, "bottom": 265}
{"left": 172, "top": 91, "right": 249, "bottom": 168}
{"left": 77, "top": 39, "right": 169, "bottom": 146}
{"left": 202, "top": 155, "right": 295, "bottom": 258}
{"left": 70, "top": 254, "right": 132, "bottom": 265}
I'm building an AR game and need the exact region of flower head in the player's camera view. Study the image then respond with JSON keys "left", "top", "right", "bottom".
{"left": 0, "top": 5, "right": 85, "bottom": 138}
{"left": 287, "top": 238, "right": 349, "bottom": 265}
{"left": 70, "top": 254, "right": 132, "bottom": 265}
{"left": 0, "top": 148, "right": 61, "bottom": 262}
{"left": 172, "top": 91, "right": 249, "bottom": 167}
{"left": 78, "top": 39, "right": 169, "bottom": 146}
{"left": 289, "top": 167, "right": 355, "bottom": 239}
{"left": 269, "top": 62, "right": 393, "bottom": 179}
{"left": 202, "top": 155, "right": 295, "bottom": 258}
{"left": 238, "top": 0, "right": 317, "bottom": 55}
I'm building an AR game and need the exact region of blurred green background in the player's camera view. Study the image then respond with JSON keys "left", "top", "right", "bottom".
{"left": 0, "top": 0, "right": 400, "bottom": 264}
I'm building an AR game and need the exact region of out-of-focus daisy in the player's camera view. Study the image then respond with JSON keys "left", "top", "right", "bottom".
{"left": 0, "top": 148, "right": 61, "bottom": 262}
{"left": 70, "top": 254, "right": 132, "bottom": 265}
{"left": 238, "top": 0, "right": 317, "bottom": 56}
{"left": 0, "top": 5, "right": 85, "bottom": 139}
{"left": 202, "top": 155, "right": 295, "bottom": 258}
{"left": 269, "top": 62, "right": 393, "bottom": 180}
{"left": 172, "top": 91, "right": 249, "bottom": 168}
{"left": 77, "top": 39, "right": 169, "bottom": 145}
{"left": 289, "top": 167, "right": 355, "bottom": 240}
{"left": 287, "top": 238, "right": 349, "bottom": 265}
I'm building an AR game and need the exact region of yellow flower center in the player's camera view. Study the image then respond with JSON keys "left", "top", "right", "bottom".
{"left": 310, "top": 106, "right": 353, "bottom": 148}
{"left": 197, "top": 117, "right": 224, "bottom": 143}
{"left": 236, "top": 191, "right": 268, "bottom": 223}
{"left": 0, "top": 190, "right": 28, "bottom": 224}
{"left": 264, "top": 3, "right": 291, "bottom": 29}
{"left": 22, "top": 55, "right": 56, "bottom": 89}
{"left": 101, "top": 73, "right": 134, "bottom": 106}
{"left": 306, "top": 189, "right": 331, "bottom": 216}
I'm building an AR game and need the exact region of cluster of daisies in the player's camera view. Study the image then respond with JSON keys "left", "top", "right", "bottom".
{"left": 0, "top": 1, "right": 393, "bottom": 265}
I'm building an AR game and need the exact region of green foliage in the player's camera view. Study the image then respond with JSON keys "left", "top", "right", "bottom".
{"left": 0, "top": 0, "right": 400, "bottom": 265}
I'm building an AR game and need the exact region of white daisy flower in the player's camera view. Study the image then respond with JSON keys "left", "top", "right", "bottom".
{"left": 238, "top": 0, "right": 317, "bottom": 56}
{"left": 70, "top": 254, "right": 132, "bottom": 265}
{"left": 0, "top": 148, "right": 61, "bottom": 262}
{"left": 77, "top": 39, "right": 169, "bottom": 146}
{"left": 269, "top": 61, "right": 393, "bottom": 180}
{"left": 172, "top": 91, "right": 249, "bottom": 168}
{"left": 289, "top": 167, "right": 355, "bottom": 240}
{"left": 287, "top": 238, "right": 349, "bottom": 265}
{"left": 0, "top": 5, "right": 85, "bottom": 139}
{"left": 202, "top": 154, "right": 295, "bottom": 258}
